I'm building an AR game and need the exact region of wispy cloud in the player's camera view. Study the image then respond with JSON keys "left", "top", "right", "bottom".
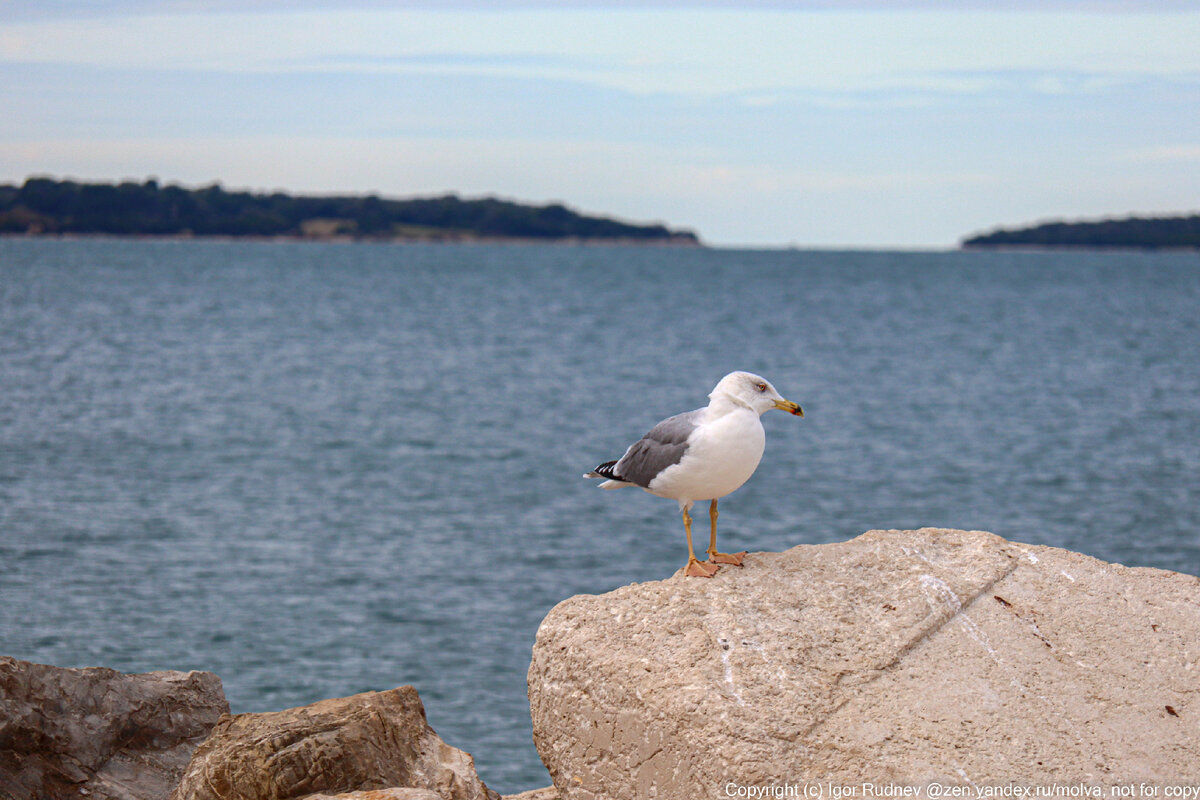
{"left": 3, "top": 9, "right": 1198, "bottom": 94}
{"left": 5, "top": 0, "right": 1200, "bottom": 21}
{"left": 1121, "top": 145, "right": 1200, "bottom": 163}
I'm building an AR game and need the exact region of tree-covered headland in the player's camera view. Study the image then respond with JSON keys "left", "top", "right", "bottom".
{"left": 0, "top": 177, "right": 700, "bottom": 244}
{"left": 962, "top": 215, "right": 1200, "bottom": 250}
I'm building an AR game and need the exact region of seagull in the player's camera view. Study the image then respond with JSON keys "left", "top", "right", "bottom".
{"left": 585, "top": 371, "right": 803, "bottom": 577}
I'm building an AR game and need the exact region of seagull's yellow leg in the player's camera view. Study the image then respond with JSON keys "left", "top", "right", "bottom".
{"left": 683, "top": 507, "right": 718, "bottom": 577}
{"left": 706, "top": 499, "right": 747, "bottom": 566}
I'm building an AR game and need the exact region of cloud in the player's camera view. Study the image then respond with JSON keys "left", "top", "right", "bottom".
{"left": 5, "top": 0, "right": 1200, "bottom": 21}
{"left": 1121, "top": 145, "right": 1200, "bottom": 163}
{"left": 3, "top": 9, "right": 1198, "bottom": 98}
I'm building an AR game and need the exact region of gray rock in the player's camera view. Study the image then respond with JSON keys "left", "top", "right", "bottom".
{"left": 171, "top": 686, "right": 499, "bottom": 800}
{"left": 528, "top": 528, "right": 1200, "bottom": 799}
{"left": 0, "top": 656, "right": 229, "bottom": 800}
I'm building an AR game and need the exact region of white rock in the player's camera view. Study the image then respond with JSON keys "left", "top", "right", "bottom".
{"left": 528, "top": 528, "right": 1200, "bottom": 799}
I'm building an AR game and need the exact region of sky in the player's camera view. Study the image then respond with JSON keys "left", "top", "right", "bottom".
{"left": 1, "top": 2, "right": 1198, "bottom": 247}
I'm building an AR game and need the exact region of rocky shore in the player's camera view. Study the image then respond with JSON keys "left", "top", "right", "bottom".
{"left": 0, "top": 656, "right": 528, "bottom": 800}
{"left": 0, "top": 658, "right": 227, "bottom": 799}
{"left": 3, "top": 529, "right": 1198, "bottom": 800}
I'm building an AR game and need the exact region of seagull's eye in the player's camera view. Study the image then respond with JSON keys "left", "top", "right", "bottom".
{"left": 755, "top": 382, "right": 767, "bottom": 392}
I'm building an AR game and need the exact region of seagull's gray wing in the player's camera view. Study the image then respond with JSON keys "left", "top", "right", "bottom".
{"left": 611, "top": 409, "right": 702, "bottom": 488}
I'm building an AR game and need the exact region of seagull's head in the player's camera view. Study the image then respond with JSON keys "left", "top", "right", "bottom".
{"left": 710, "top": 371, "right": 804, "bottom": 417}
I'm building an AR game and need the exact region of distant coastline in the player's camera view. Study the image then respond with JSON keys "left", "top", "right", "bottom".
{"left": 0, "top": 177, "right": 701, "bottom": 245}
{"left": 962, "top": 213, "right": 1200, "bottom": 250}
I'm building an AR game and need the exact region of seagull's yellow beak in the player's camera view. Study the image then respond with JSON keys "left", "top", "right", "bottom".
{"left": 774, "top": 398, "right": 804, "bottom": 417}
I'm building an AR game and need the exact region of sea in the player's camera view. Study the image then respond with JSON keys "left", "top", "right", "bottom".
{"left": 1, "top": 238, "right": 1198, "bottom": 793}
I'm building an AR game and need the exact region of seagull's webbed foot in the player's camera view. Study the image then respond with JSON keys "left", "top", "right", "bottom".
{"left": 705, "top": 500, "right": 745, "bottom": 567}
{"left": 681, "top": 506, "right": 719, "bottom": 577}
{"left": 707, "top": 549, "right": 747, "bottom": 567}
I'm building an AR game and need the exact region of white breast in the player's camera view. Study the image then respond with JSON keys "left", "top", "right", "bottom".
{"left": 646, "top": 408, "right": 766, "bottom": 503}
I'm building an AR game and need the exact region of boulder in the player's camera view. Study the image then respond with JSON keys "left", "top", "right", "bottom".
{"left": 303, "top": 788, "right": 559, "bottom": 800}
{"left": 171, "top": 686, "right": 499, "bottom": 800}
{"left": 528, "top": 528, "right": 1200, "bottom": 799}
{"left": 303, "top": 791, "right": 443, "bottom": 800}
{"left": 0, "top": 656, "right": 229, "bottom": 800}
{"left": 500, "top": 789, "right": 559, "bottom": 800}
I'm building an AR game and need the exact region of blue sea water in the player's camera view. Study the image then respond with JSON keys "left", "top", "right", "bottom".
{"left": 1, "top": 238, "right": 1198, "bottom": 793}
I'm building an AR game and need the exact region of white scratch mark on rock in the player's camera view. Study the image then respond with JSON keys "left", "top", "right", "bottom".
{"left": 920, "top": 575, "right": 1001, "bottom": 662}
{"left": 900, "top": 545, "right": 938, "bottom": 567}
{"left": 958, "top": 611, "right": 1002, "bottom": 661}
{"left": 955, "top": 765, "right": 979, "bottom": 791}
{"left": 716, "top": 637, "right": 746, "bottom": 706}
{"left": 1060, "top": 570, "right": 1076, "bottom": 582}
{"left": 918, "top": 574, "right": 962, "bottom": 614}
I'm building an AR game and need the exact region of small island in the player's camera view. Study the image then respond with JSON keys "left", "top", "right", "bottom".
{"left": 0, "top": 177, "right": 700, "bottom": 245}
{"left": 962, "top": 213, "right": 1200, "bottom": 250}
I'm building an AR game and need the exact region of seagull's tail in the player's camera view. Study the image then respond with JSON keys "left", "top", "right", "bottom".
{"left": 583, "top": 460, "right": 633, "bottom": 489}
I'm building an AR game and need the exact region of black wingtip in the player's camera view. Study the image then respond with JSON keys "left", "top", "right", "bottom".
{"left": 589, "top": 460, "right": 620, "bottom": 480}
